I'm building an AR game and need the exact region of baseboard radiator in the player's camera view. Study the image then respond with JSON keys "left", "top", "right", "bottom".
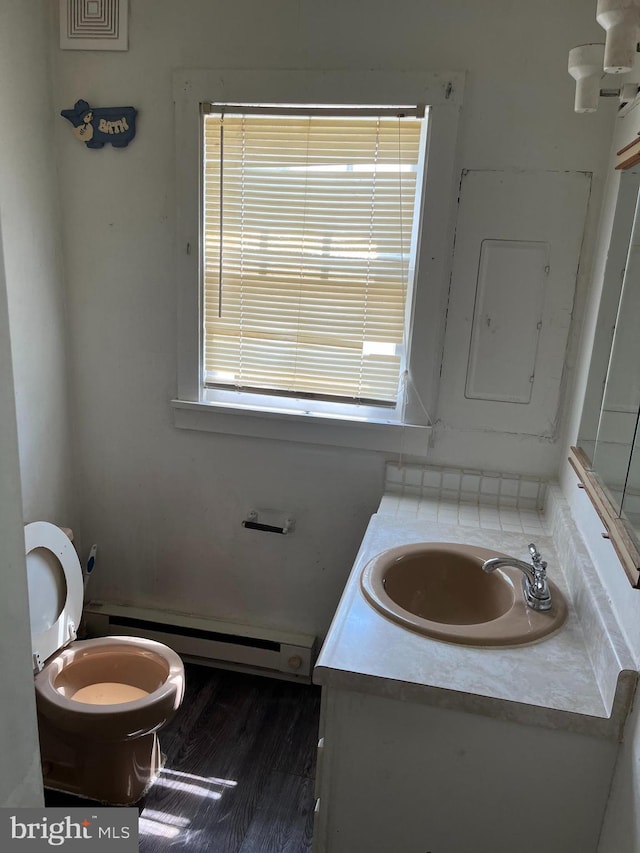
{"left": 83, "top": 601, "right": 317, "bottom": 683}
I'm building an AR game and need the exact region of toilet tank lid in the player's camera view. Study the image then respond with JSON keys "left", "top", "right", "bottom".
{"left": 24, "top": 522, "right": 84, "bottom": 672}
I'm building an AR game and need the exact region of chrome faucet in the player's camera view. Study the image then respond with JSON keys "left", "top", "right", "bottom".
{"left": 482, "top": 543, "right": 552, "bottom": 612}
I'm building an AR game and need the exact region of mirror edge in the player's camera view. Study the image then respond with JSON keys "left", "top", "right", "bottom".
{"left": 569, "top": 446, "right": 640, "bottom": 588}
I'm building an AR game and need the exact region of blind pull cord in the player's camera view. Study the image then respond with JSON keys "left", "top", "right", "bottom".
{"left": 218, "top": 114, "right": 224, "bottom": 318}
{"left": 398, "top": 368, "right": 433, "bottom": 469}
{"left": 405, "top": 368, "right": 433, "bottom": 424}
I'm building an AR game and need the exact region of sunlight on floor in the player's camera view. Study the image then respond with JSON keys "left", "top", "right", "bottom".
{"left": 143, "top": 767, "right": 239, "bottom": 812}
{"left": 138, "top": 817, "right": 182, "bottom": 839}
{"left": 164, "top": 768, "right": 238, "bottom": 788}
{"left": 152, "top": 776, "right": 223, "bottom": 800}
{"left": 139, "top": 769, "right": 240, "bottom": 841}
{"left": 141, "top": 809, "right": 191, "bottom": 828}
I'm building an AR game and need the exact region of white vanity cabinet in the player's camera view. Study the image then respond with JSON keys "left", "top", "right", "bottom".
{"left": 313, "top": 684, "right": 615, "bottom": 853}
{"left": 312, "top": 505, "right": 636, "bottom": 853}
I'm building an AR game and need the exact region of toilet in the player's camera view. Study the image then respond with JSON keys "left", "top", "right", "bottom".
{"left": 25, "top": 521, "right": 185, "bottom": 805}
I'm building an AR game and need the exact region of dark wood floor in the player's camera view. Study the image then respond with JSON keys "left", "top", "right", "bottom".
{"left": 45, "top": 664, "right": 321, "bottom": 853}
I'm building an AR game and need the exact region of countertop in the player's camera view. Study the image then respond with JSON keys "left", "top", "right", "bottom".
{"left": 313, "top": 502, "right": 636, "bottom": 738}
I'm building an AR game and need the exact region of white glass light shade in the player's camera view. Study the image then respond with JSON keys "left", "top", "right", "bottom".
{"left": 596, "top": 0, "right": 640, "bottom": 73}
{"left": 568, "top": 44, "right": 606, "bottom": 112}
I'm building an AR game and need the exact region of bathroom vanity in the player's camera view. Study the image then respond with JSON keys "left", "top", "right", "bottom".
{"left": 312, "top": 478, "right": 636, "bottom": 853}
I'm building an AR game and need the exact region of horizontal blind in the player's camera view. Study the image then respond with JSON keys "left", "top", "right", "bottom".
{"left": 202, "top": 110, "right": 423, "bottom": 405}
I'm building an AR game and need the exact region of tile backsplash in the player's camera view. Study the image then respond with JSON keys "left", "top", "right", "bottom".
{"left": 382, "top": 463, "right": 548, "bottom": 535}
{"left": 385, "top": 462, "right": 546, "bottom": 509}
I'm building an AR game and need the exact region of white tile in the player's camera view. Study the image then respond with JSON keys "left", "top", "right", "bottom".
{"left": 478, "top": 507, "right": 501, "bottom": 529}
{"left": 461, "top": 474, "right": 481, "bottom": 494}
{"left": 500, "top": 478, "right": 520, "bottom": 497}
{"left": 385, "top": 463, "right": 404, "bottom": 486}
{"left": 438, "top": 499, "right": 460, "bottom": 513}
{"left": 437, "top": 501, "right": 459, "bottom": 515}
{"left": 421, "top": 486, "right": 441, "bottom": 500}
{"left": 519, "top": 479, "right": 541, "bottom": 500}
{"left": 480, "top": 476, "right": 500, "bottom": 495}
{"left": 442, "top": 472, "right": 461, "bottom": 492}
{"left": 500, "top": 522, "right": 524, "bottom": 533}
{"left": 423, "top": 469, "right": 442, "bottom": 489}
{"left": 396, "top": 496, "right": 419, "bottom": 514}
{"left": 417, "top": 503, "right": 439, "bottom": 520}
{"left": 518, "top": 511, "right": 546, "bottom": 532}
{"left": 499, "top": 507, "right": 521, "bottom": 523}
{"left": 437, "top": 507, "right": 460, "bottom": 523}
{"left": 403, "top": 485, "right": 422, "bottom": 499}
{"left": 404, "top": 466, "right": 424, "bottom": 488}
{"left": 518, "top": 497, "right": 540, "bottom": 511}
{"left": 458, "top": 506, "right": 480, "bottom": 527}
{"left": 384, "top": 483, "right": 404, "bottom": 496}
{"left": 479, "top": 517, "right": 502, "bottom": 530}
{"left": 478, "top": 493, "right": 499, "bottom": 507}
{"left": 479, "top": 504, "right": 500, "bottom": 518}
{"left": 460, "top": 492, "right": 480, "bottom": 505}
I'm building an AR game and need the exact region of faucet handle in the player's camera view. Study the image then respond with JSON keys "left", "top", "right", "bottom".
{"left": 528, "top": 543, "right": 542, "bottom": 563}
{"left": 528, "top": 543, "right": 547, "bottom": 581}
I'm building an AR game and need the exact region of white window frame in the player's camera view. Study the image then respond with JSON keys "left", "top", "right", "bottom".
{"left": 172, "top": 69, "right": 464, "bottom": 454}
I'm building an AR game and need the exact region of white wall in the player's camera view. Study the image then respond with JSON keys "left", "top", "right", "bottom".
{"left": 0, "top": 233, "right": 43, "bottom": 807}
{"left": 0, "top": 1, "right": 75, "bottom": 526}
{"left": 560, "top": 100, "right": 640, "bottom": 852}
{"left": 48, "top": 0, "right": 613, "bottom": 640}
{"left": 0, "top": 0, "right": 78, "bottom": 807}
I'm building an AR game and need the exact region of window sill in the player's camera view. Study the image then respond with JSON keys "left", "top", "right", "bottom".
{"left": 171, "top": 399, "right": 432, "bottom": 455}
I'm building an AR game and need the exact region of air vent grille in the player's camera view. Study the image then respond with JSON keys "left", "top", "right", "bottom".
{"left": 60, "top": 0, "right": 128, "bottom": 51}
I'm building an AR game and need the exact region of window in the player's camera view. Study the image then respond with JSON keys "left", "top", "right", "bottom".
{"left": 201, "top": 106, "right": 425, "bottom": 410}
{"left": 173, "top": 70, "right": 463, "bottom": 453}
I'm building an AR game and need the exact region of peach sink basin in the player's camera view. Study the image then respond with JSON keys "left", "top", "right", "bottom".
{"left": 360, "top": 542, "right": 567, "bottom": 647}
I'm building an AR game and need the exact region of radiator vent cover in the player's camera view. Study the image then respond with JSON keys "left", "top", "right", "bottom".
{"left": 60, "top": 0, "right": 128, "bottom": 51}
{"left": 83, "top": 602, "right": 317, "bottom": 683}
